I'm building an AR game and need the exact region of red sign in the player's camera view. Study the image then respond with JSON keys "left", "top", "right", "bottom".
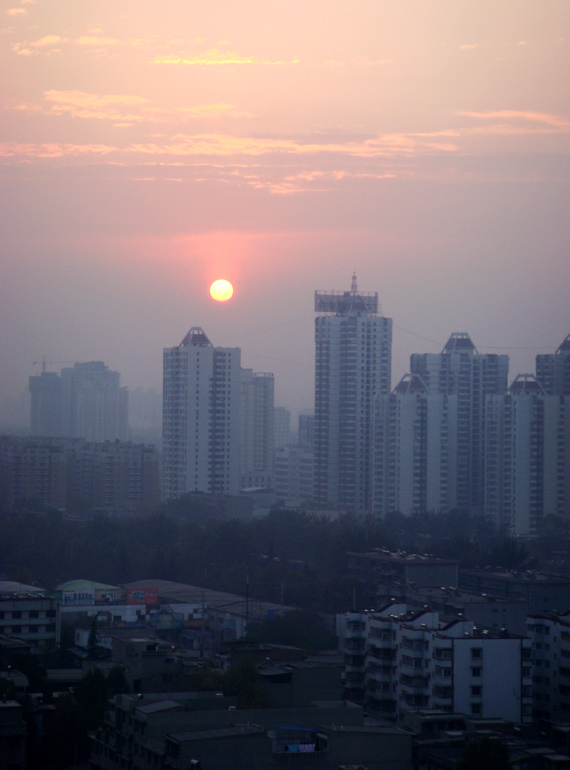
{"left": 126, "top": 587, "right": 158, "bottom": 606}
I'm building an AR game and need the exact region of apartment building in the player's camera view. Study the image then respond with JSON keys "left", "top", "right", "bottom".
{"left": 527, "top": 611, "right": 570, "bottom": 722}
{"left": 162, "top": 328, "right": 241, "bottom": 500}
{"left": 338, "top": 604, "right": 533, "bottom": 724}
{"left": 314, "top": 274, "right": 392, "bottom": 512}
{"left": 0, "top": 435, "right": 159, "bottom": 513}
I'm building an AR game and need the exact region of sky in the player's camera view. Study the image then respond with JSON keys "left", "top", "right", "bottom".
{"left": 1, "top": 0, "right": 569, "bottom": 426}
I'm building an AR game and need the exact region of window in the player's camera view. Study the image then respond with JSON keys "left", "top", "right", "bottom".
{"left": 471, "top": 703, "right": 482, "bottom": 715}
{"left": 471, "top": 648, "right": 482, "bottom": 659}
{"left": 471, "top": 667, "right": 482, "bottom": 677}
{"left": 471, "top": 686, "right": 482, "bottom": 696}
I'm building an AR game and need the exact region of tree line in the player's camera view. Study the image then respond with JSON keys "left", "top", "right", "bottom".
{"left": 0, "top": 498, "right": 541, "bottom": 613}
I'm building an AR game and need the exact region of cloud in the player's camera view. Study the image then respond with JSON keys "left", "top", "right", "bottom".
{"left": 0, "top": 129, "right": 459, "bottom": 165}
{"left": 177, "top": 103, "right": 255, "bottom": 119}
{"left": 41, "top": 90, "right": 148, "bottom": 122}
{"left": 12, "top": 35, "right": 67, "bottom": 54}
{"left": 460, "top": 110, "right": 570, "bottom": 134}
{"left": 153, "top": 48, "right": 298, "bottom": 65}
{"left": 460, "top": 44, "right": 477, "bottom": 50}
{"left": 30, "top": 35, "right": 67, "bottom": 47}
{"left": 11, "top": 33, "right": 119, "bottom": 55}
{"left": 0, "top": 142, "right": 117, "bottom": 158}
{"left": 6, "top": 8, "right": 26, "bottom": 15}
{"left": 14, "top": 91, "right": 255, "bottom": 125}
{"left": 74, "top": 36, "right": 120, "bottom": 46}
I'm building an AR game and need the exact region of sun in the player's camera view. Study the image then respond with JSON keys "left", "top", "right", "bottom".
{"left": 209, "top": 279, "right": 234, "bottom": 302}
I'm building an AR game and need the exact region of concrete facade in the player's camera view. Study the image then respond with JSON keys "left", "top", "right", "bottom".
{"left": 240, "top": 370, "right": 274, "bottom": 489}
{"left": 162, "top": 328, "right": 241, "bottom": 500}
{"left": 0, "top": 435, "right": 159, "bottom": 513}
{"left": 314, "top": 275, "right": 392, "bottom": 513}
{"left": 337, "top": 605, "right": 533, "bottom": 724}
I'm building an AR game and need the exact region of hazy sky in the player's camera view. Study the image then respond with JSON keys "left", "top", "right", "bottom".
{"left": 1, "top": 0, "right": 569, "bottom": 423}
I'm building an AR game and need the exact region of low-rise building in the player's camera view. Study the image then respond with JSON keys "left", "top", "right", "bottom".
{"left": 528, "top": 611, "right": 570, "bottom": 722}
{"left": 460, "top": 569, "right": 570, "bottom": 615}
{"left": 348, "top": 551, "right": 459, "bottom": 596}
{"left": 0, "top": 699, "right": 27, "bottom": 770}
{"left": 338, "top": 605, "right": 533, "bottom": 724}
{"left": 0, "top": 588, "right": 57, "bottom": 650}
{"left": 90, "top": 692, "right": 413, "bottom": 770}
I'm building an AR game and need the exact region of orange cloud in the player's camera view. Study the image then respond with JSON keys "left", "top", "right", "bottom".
{"left": 0, "top": 130, "right": 459, "bottom": 163}
{"left": 74, "top": 36, "right": 119, "bottom": 46}
{"left": 153, "top": 48, "right": 298, "bottom": 65}
{"left": 7, "top": 8, "right": 26, "bottom": 15}
{"left": 14, "top": 91, "right": 255, "bottom": 125}
{"left": 460, "top": 110, "right": 570, "bottom": 133}
{"left": 177, "top": 103, "right": 255, "bottom": 119}
{"left": 0, "top": 142, "right": 117, "bottom": 158}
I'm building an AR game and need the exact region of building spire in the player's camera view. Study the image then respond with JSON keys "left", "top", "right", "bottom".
{"left": 351, "top": 272, "right": 358, "bottom": 293}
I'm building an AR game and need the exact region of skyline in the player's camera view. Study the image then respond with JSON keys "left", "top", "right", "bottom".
{"left": 1, "top": 0, "right": 569, "bottom": 423}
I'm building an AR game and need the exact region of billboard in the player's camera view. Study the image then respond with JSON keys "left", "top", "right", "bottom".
{"left": 126, "top": 587, "right": 158, "bottom": 605}
{"left": 62, "top": 589, "right": 95, "bottom": 606}
{"left": 95, "top": 588, "right": 126, "bottom": 605}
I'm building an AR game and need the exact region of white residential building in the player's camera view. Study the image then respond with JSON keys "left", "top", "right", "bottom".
{"left": 536, "top": 333, "right": 570, "bottom": 397}
{"left": 240, "top": 370, "right": 274, "bottom": 489}
{"left": 162, "top": 327, "right": 241, "bottom": 500}
{"left": 374, "top": 373, "right": 458, "bottom": 515}
{"left": 527, "top": 611, "right": 570, "bottom": 722}
{"left": 314, "top": 274, "right": 392, "bottom": 512}
{"left": 484, "top": 374, "right": 569, "bottom": 534}
{"left": 410, "top": 333, "right": 508, "bottom": 514}
{"left": 274, "top": 443, "right": 314, "bottom": 508}
{"left": 338, "top": 605, "right": 532, "bottom": 724}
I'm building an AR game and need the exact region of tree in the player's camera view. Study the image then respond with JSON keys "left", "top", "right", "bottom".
{"left": 248, "top": 609, "right": 337, "bottom": 653}
{"left": 223, "top": 660, "right": 268, "bottom": 709}
{"left": 88, "top": 615, "right": 99, "bottom": 660}
{"left": 107, "top": 665, "right": 130, "bottom": 696}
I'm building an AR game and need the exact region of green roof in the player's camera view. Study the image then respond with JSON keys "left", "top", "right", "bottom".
{"left": 56, "top": 579, "right": 120, "bottom": 592}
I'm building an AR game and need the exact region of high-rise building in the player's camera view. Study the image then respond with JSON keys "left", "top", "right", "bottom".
{"left": 273, "top": 406, "right": 291, "bottom": 449}
{"left": 298, "top": 414, "right": 315, "bottom": 449}
{"left": 240, "top": 369, "right": 274, "bottom": 489}
{"left": 536, "top": 333, "right": 570, "bottom": 396}
{"left": 29, "top": 371, "right": 62, "bottom": 436}
{"left": 410, "top": 333, "right": 508, "bottom": 514}
{"left": 274, "top": 443, "right": 314, "bottom": 508}
{"left": 29, "top": 361, "right": 128, "bottom": 442}
{"left": 484, "top": 374, "right": 569, "bottom": 534}
{"left": 375, "top": 373, "right": 458, "bottom": 515}
{"left": 162, "top": 327, "right": 241, "bottom": 500}
{"left": 314, "top": 274, "right": 392, "bottom": 512}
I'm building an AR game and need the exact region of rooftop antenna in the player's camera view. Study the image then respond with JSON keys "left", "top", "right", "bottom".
{"left": 351, "top": 272, "right": 358, "bottom": 293}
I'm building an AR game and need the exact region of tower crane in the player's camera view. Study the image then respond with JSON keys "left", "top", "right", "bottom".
{"left": 32, "top": 357, "right": 82, "bottom": 373}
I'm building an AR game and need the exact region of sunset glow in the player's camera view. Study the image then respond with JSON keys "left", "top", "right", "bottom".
{"left": 0, "top": 0, "right": 568, "bottom": 423}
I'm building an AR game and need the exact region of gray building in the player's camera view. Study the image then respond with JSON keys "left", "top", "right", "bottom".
{"left": 240, "top": 370, "right": 274, "bottom": 489}
{"left": 0, "top": 588, "right": 57, "bottom": 650}
{"left": 162, "top": 328, "right": 241, "bottom": 500}
{"left": 90, "top": 692, "right": 412, "bottom": 770}
{"left": 460, "top": 569, "right": 570, "bottom": 615}
{"left": 314, "top": 274, "right": 392, "bottom": 513}
{"left": 410, "top": 333, "right": 508, "bottom": 514}
{"left": 30, "top": 361, "right": 128, "bottom": 442}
